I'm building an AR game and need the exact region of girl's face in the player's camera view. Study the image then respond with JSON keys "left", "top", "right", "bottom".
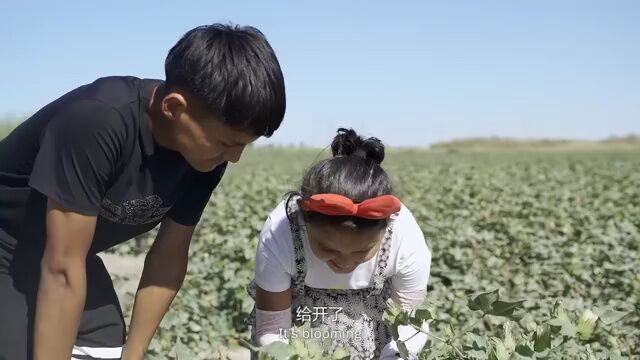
{"left": 306, "top": 223, "right": 385, "bottom": 273}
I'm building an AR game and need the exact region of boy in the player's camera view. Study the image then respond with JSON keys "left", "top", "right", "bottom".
{"left": 0, "top": 23, "right": 286, "bottom": 360}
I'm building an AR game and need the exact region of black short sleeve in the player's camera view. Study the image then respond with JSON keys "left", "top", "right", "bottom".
{"left": 28, "top": 100, "right": 127, "bottom": 216}
{"left": 167, "top": 162, "right": 227, "bottom": 226}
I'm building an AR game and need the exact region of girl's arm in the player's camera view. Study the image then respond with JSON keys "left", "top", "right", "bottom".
{"left": 255, "top": 286, "right": 293, "bottom": 345}
{"left": 382, "top": 215, "right": 432, "bottom": 360}
{"left": 391, "top": 288, "right": 427, "bottom": 311}
{"left": 253, "top": 214, "right": 295, "bottom": 346}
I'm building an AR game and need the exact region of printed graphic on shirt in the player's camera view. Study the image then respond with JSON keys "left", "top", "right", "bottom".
{"left": 99, "top": 194, "right": 171, "bottom": 225}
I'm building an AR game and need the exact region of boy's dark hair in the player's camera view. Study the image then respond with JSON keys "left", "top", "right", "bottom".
{"left": 165, "top": 23, "right": 286, "bottom": 137}
{"left": 287, "top": 128, "right": 394, "bottom": 230}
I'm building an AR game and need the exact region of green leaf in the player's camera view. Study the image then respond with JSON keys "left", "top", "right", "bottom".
{"left": 464, "top": 333, "right": 489, "bottom": 349}
{"left": 413, "top": 307, "right": 433, "bottom": 323}
{"left": 467, "top": 290, "right": 525, "bottom": 320}
{"left": 550, "top": 299, "right": 563, "bottom": 318}
{"left": 533, "top": 324, "right": 552, "bottom": 352}
{"left": 383, "top": 300, "right": 405, "bottom": 341}
{"left": 397, "top": 340, "right": 410, "bottom": 359}
{"left": 557, "top": 306, "right": 571, "bottom": 321}
{"left": 306, "top": 338, "right": 325, "bottom": 359}
{"left": 175, "top": 337, "right": 195, "bottom": 360}
{"left": 547, "top": 318, "right": 565, "bottom": 327}
{"left": 487, "top": 300, "right": 526, "bottom": 319}
{"left": 515, "top": 343, "right": 535, "bottom": 357}
{"left": 593, "top": 306, "right": 629, "bottom": 325}
{"left": 383, "top": 299, "right": 403, "bottom": 321}
{"left": 556, "top": 320, "right": 577, "bottom": 337}
{"left": 463, "top": 333, "right": 489, "bottom": 358}
{"left": 444, "top": 323, "right": 455, "bottom": 338}
{"left": 409, "top": 317, "right": 423, "bottom": 331}
{"left": 607, "top": 350, "right": 627, "bottom": 360}
{"left": 290, "top": 337, "right": 308, "bottom": 356}
{"left": 468, "top": 289, "right": 500, "bottom": 313}
{"left": 548, "top": 306, "right": 577, "bottom": 338}
{"left": 389, "top": 325, "right": 400, "bottom": 341}
{"left": 463, "top": 333, "right": 489, "bottom": 356}
{"left": 397, "top": 311, "right": 411, "bottom": 326}
{"left": 262, "top": 341, "right": 293, "bottom": 360}
{"left": 425, "top": 344, "right": 450, "bottom": 360}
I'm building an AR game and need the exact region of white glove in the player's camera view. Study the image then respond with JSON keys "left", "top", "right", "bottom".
{"left": 256, "top": 307, "right": 292, "bottom": 346}
{"left": 379, "top": 341, "right": 402, "bottom": 359}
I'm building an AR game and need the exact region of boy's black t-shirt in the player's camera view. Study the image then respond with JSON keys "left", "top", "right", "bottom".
{"left": 0, "top": 76, "right": 226, "bottom": 255}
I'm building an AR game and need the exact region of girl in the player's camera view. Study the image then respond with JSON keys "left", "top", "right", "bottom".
{"left": 246, "top": 128, "right": 431, "bottom": 359}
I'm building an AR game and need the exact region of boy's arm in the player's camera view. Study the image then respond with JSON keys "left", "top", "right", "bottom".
{"left": 27, "top": 100, "right": 128, "bottom": 360}
{"left": 122, "top": 161, "right": 227, "bottom": 359}
{"left": 122, "top": 218, "right": 196, "bottom": 360}
{"left": 34, "top": 198, "right": 97, "bottom": 360}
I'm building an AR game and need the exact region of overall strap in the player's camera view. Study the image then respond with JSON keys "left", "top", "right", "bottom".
{"left": 369, "top": 213, "right": 398, "bottom": 296}
{"left": 285, "top": 196, "right": 307, "bottom": 298}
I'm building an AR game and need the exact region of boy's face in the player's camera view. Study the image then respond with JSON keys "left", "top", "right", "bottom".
{"left": 160, "top": 89, "right": 258, "bottom": 172}
{"left": 306, "top": 223, "right": 385, "bottom": 274}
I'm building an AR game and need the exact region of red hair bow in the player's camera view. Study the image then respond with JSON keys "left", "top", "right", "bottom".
{"left": 301, "top": 194, "right": 401, "bottom": 219}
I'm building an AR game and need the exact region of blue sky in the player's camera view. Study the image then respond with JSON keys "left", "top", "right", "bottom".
{"left": 1, "top": 1, "right": 638, "bottom": 146}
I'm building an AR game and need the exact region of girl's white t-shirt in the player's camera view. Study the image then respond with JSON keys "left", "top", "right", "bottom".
{"left": 254, "top": 200, "right": 431, "bottom": 294}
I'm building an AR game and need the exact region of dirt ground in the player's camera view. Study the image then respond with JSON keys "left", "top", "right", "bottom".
{"left": 99, "top": 253, "right": 250, "bottom": 360}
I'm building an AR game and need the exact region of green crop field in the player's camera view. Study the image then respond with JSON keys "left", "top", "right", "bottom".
{"left": 106, "top": 147, "right": 639, "bottom": 359}
{"left": 2, "top": 122, "right": 639, "bottom": 358}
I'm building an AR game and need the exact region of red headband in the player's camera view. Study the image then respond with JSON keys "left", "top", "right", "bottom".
{"left": 301, "top": 194, "right": 401, "bottom": 219}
